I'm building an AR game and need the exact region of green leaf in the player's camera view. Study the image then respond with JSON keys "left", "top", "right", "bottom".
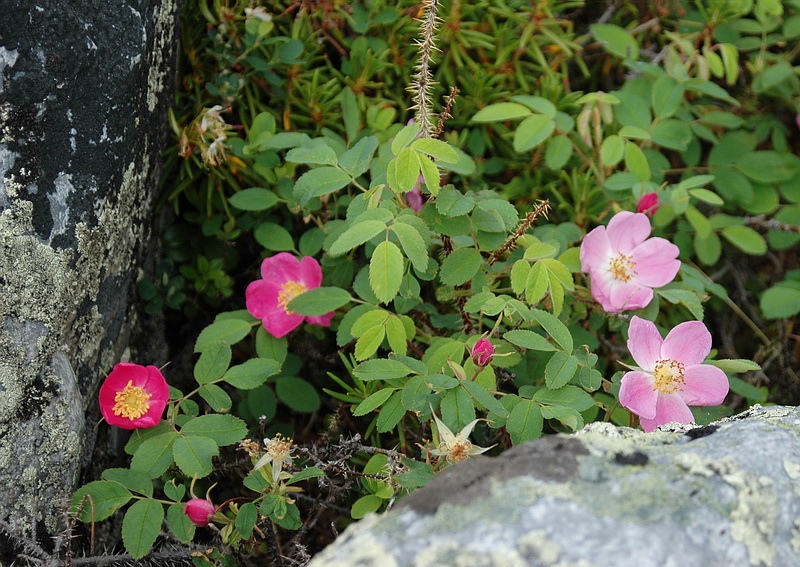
{"left": 173, "top": 435, "right": 219, "bottom": 477}
{"left": 194, "top": 342, "right": 232, "bottom": 385}
{"left": 198, "top": 384, "right": 232, "bottom": 412}
{"left": 721, "top": 225, "right": 767, "bottom": 255}
{"left": 229, "top": 188, "right": 279, "bottom": 211}
{"left": 351, "top": 494, "right": 384, "bottom": 519}
{"left": 689, "top": 188, "right": 724, "bottom": 206}
{"left": 355, "top": 326, "right": 385, "bottom": 360}
{"left": 370, "top": 241, "right": 404, "bottom": 304}
{"left": 339, "top": 136, "right": 379, "bottom": 178}
{"left": 625, "top": 141, "right": 650, "bottom": 181}
{"left": 534, "top": 385, "right": 595, "bottom": 411}
{"left": 460, "top": 380, "right": 508, "bottom": 418}
{"left": 531, "top": 309, "right": 573, "bottom": 352}
{"left": 167, "top": 503, "right": 196, "bottom": 543}
{"left": 441, "top": 387, "right": 476, "bottom": 431}
{"left": 101, "top": 469, "right": 153, "bottom": 498}
{"left": 195, "top": 319, "right": 253, "bottom": 353}
{"left": 385, "top": 316, "right": 408, "bottom": 355}
{"left": 341, "top": 86, "right": 360, "bottom": 142}
{"left": 545, "top": 352, "right": 579, "bottom": 389}
{"left": 391, "top": 222, "right": 428, "bottom": 272}
{"left": 510, "top": 260, "right": 531, "bottom": 296}
{"left": 181, "top": 414, "right": 248, "bottom": 445}
{"left": 295, "top": 167, "right": 352, "bottom": 204}
{"left": 376, "top": 391, "right": 406, "bottom": 433}
{"left": 651, "top": 75, "right": 685, "bottom": 119}
{"left": 329, "top": 220, "right": 387, "bottom": 256}
{"left": 131, "top": 432, "right": 179, "bottom": 478}
{"left": 417, "top": 153, "right": 440, "bottom": 196}
{"left": 122, "top": 499, "right": 164, "bottom": 560}
{"left": 694, "top": 231, "right": 722, "bottom": 265}
{"left": 288, "top": 286, "right": 351, "bottom": 315}
{"left": 513, "top": 114, "right": 556, "bottom": 152}
{"left": 412, "top": 138, "right": 459, "bottom": 163}
{"left": 286, "top": 466, "right": 326, "bottom": 485}
{"left": 353, "top": 388, "right": 396, "bottom": 416}
{"left": 351, "top": 309, "right": 390, "bottom": 336}
{"left": 760, "top": 282, "right": 800, "bottom": 319}
{"left": 401, "top": 375, "right": 430, "bottom": 412}
{"left": 254, "top": 222, "right": 295, "bottom": 252}
{"left": 71, "top": 481, "right": 132, "bottom": 523}
{"left": 506, "top": 399, "right": 543, "bottom": 444}
{"left": 504, "top": 329, "right": 557, "bottom": 351}
{"left": 525, "top": 261, "right": 549, "bottom": 305}
{"left": 233, "top": 501, "right": 257, "bottom": 540}
{"left": 285, "top": 143, "right": 338, "bottom": 166}
{"left": 275, "top": 377, "right": 321, "bottom": 412}
{"left": 391, "top": 122, "right": 420, "bottom": 154}
{"left": 600, "top": 135, "right": 625, "bottom": 166}
{"left": 353, "top": 359, "right": 413, "bottom": 380}
{"left": 713, "top": 359, "right": 761, "bottom": 372}
{"left": 545, "top": 135, "right": 573, "bottom": 170}
{"left": 737, "top": 151, "right": 800, "bottom": 183}
{"left": 592, "top": 23, "right": 638, "bottom": 59}
{"left": 439, "top": 247, "right": 482, "bottom": 286}
{"left": 472, "top": 102, "right": 532, "bottom": 122}
{"left": 395, "top": 147, "right": 421, "bottom": 192}
{"left": 223, "top": 358, "right": 281, "bottom": 390}
{"left": 685, "top": 205, "right": 712, "bottom": 238}
{"left": 435, "top": 185, "right": 475, "bottom": 217}
{"left": 728, "top": 376, "right": 767, "bottom": 403}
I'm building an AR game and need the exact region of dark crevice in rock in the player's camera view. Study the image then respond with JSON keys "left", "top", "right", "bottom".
{"left": 613, "top": 451, "right": 649, "bottom": 466}
{"left": 684, "top": 424, "right": 719, "bottom": 440}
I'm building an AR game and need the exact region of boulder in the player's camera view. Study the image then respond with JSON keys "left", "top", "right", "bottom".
{"left": 0, "top": 0, "right": 178, "bottom": 548}
{"left": 309, "top": 405, "right": 800, "bottom": 567}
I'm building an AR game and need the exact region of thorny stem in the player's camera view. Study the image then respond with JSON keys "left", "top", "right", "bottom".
{"left": 432, "top": 86, "right": 459, "bottom": 140}
{"left": 487, "top": 200, "right": 551, "bottom": 266}
{"left": 409, "top": 0, "right": 441, "bottom": 138}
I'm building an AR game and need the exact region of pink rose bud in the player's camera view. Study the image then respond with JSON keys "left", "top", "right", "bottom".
{"left": 636, "top": 192, "right": 659, "bottom": 216}
{"left": 472, "top": 338, "right": 495, "bottom": 367}
{"left": 184, "top": 498, "right": 216, "bottom": 527}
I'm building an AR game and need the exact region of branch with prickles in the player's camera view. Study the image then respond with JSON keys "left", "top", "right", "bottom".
{"left": 487, "top": 200, "right": 552, "bottom": 266}
{"left": 433, "top": 86, "right": 459, "bottom": 140}
{"left": 408, "top": 0, "right": 442, "bottom": 138}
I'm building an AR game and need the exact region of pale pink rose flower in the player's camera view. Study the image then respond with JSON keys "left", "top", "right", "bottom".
{"left": 619, "top": 316, "right": 729, "bottom": 432}
{"left": 636, "top": 192, "right": 659, "bottom": 216}
{"left": 246, "top": 253, "right": 335, "bottom": 338}
{"left": 580, "top": 211, "right": 680, "bottom": 312}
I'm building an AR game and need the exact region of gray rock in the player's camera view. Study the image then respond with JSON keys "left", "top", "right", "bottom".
{"left": 309, "top": 405, "right": 800, "bottom": 567}
{"left": 0, "top": 0, "right": 177, "bottom": 545}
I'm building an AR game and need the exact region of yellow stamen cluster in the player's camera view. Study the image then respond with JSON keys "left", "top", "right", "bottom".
{"left": 238, "top": 438, "right": 260, "bottom": 458}
{"left": 653, "top": 359, "right": 686, "bottom": 394}
{"left": 441, "top": 438, "right": 473, "bottom": 463}
{"left": 609, "top": 253, "right": 637, "bottom": 282}
{"left": 264, "top": 433, "right": 294, "bottom": 465}
{"left": 277, "top": 280, "right": 307, "bottom": 314}
{"left": 112, "top": 380, "right": 152, "bottom": 420}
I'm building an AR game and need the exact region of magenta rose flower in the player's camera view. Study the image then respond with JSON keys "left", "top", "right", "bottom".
{"left": 184, "top": 498, "right": 216, "bottom": 527}
{"left": 619, "top": 316, "right": 729, "bottom": 432}
{"left": 580, "top": 211, "right": 680, "bottom": 312}
{"left": 246, "top": 253, "right": 335, "bottom": 338}
{"left": 636, "top": 192, "right": 659, "bottom": 216}
{"left": 406, "top": 175, "right": 425, "bottom": 211}
{"left": 99, "top": 363, "right": 169, "bottom": 430}
{"left": 471, "top": 338, "right": 495, "bottom": 367}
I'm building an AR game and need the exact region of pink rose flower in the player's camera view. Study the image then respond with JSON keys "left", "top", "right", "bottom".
{"left": 619, "top": 316, "right": 729, "bottom": 432}
{"left": 471, "top": 338, "right": 494, "bottom": 367}
{"left": 246, "top": 253, "right": 335, "bottom": 338}
{"left": 99, "top": 363, "right": 169, "bottom": 430}
{"left": 636, "top": 192, "right": 659, "bottom": 216}
{"left": 406, "top": 174, "right": 424, "bottom": 211}
{"left": 580, "top": 211, "right": 680, "bottom": 312}
{"left": 184, "top": 498, "right": 216, "bottom": 527}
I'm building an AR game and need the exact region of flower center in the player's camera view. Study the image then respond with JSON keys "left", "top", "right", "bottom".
{"left": 653, "top": 359, "right": 686, "bottom": 394}
{"left": 277, "top": 280, "right": 307, "bottom": 314}
{"left": 265, "top": 434, "right": 294, "bottom": 464}
{"left": 112, "top": 380, "right": 152, "bottom": 420}
{"left": 443, "top": 439, "right": 472, "bottom": 463}
{"left": 609, "top": 253, "right": 637, "bottom": 282}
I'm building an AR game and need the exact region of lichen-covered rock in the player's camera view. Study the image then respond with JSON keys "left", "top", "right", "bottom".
{"left": 0, "top": 0, "right": 177, "bottom": 547}
{"left": 309, "top": 406, "right": 800, "bottom": 567}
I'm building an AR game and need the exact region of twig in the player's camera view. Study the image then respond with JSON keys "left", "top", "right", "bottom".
{"left": 487, "top": 200, "right": 551, "bottom": 266}
{"left": 432, "top": 87, "right": 459, "bottom": 140}
{"left": 408, "top": 0, "right": 442, "bottom": 137}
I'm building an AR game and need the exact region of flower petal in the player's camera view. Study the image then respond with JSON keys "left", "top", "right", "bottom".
{"left": 680, "top": 364, "right": 729, "bottom": 406}
{"left": 588, "top": 271, "right": 614, "bottom": 311}
{"left": 661, "top": 320, "right": 712, "bottom": 365}
{"left": 627, "top": 316, "right": 662, "bottom": 371}
{"left": 246, "top": 280, "right": 283, "bottom": 321}
{"left": 606, "top": 211, "right": 652, "bottom": 254}
{"left": 609, "top": 280, "right": 653, "bottom": 312}
{"left": 630, "top": 237, "right": 681, "bottom": 287}
{"left": 305, "top": 311, "right": 335, "bottom": 327}
{"left": 580, "top": 226, "right": 613, "bottom": 274}
{"left": 639, "top": 393, "right": 694, "bottom": 432}
{"left": 260, "top": 252, "right": 301, "bottom": 283}
{"left": 262, "top": 311, "right": 304, "bottom": 338}
{"left": 619, "top": 371, "right": 659, "bottom": 420}
{"left": 297, "top": 256, "right": 323, "bottom": 288}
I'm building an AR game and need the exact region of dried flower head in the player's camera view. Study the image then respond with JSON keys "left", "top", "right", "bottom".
{"left": 254, "top": 433, "right": 295, "bottom": 482}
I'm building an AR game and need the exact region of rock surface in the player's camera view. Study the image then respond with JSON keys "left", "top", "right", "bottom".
{"left": 0, "top": 0, "right": 177, "bottom": 547}
{"left": 309, "top": 406, "right": 800, "bottom": 567}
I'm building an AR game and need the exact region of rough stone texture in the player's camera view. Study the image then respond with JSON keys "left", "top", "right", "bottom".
{"left": 309, "top": 406, "right": 800, "bottom": 567}
{"left": 0, "top": 0, "right": 177, "bottom": 545}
